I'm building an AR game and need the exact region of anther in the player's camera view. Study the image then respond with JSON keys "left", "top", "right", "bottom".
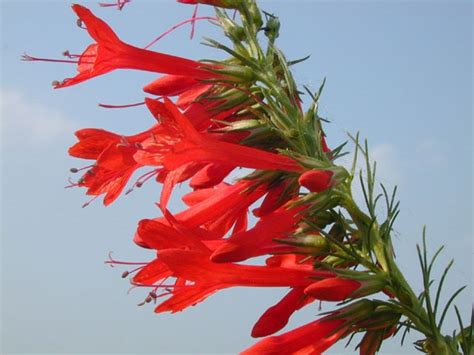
{"left": 70, "top": 168, "right": 79, "bottom": 173}
{"left": 76, "top": 19, "right": 84, "bottom": 28}
{"left": 52, "top": 80, "right": 61, "bottom": 87}
{"left": 136, "top": 181, "right": 143, "bottom": 188}
{"left": 121, "top": 271, "right": 130, "bottom": 278}
{"left": 145, "top": 295, "right": 153, "bottom": 303}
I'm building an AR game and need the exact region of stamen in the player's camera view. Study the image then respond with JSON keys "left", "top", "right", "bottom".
{"left": 105, "top": 251, "right": 148, "bottom": 266}
{"left": 70, "top": 164, "right": 95, "bottom": 173}
{"left": 82, "top": 195, "right": 99, "bottom": 208}
{"left": 21, "top": 53, "right": 80, "bottom": 64}
{"left": 135, "top": 169, "right": 160, "bottom": 187}
{"left": 190, "top": 5, "right": 199, "bottom": 39}
{"left": 144, "top": 16, "right": 218, "bottom": 50}
{"left": 62, "top": 50, "right": 83, "bottom": 59}
{"left": 76, "top": 19, "right": 86, "bottom": 29}
{"left": 98, "top": 101, "right": 145, "bottom": 109}
{"left": 99, "top": 0, "right": 131, "bottom": 10}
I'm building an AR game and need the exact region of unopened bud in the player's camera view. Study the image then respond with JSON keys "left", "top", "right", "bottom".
{"left": 298, "top": 169, "right": 333, "bottom": 193}
{"left": 220, "top": 17, "right": 245, "bottom": 42}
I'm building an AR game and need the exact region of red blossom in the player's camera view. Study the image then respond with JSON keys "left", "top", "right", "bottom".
{"left": 304, "top": 277, "right": 361, "bottom": 302}
{"left": 210, "top": 204, "right": 307, "bottom": 263}
{"left": 242, "top": 317, "right": 347, "bottom": 355}
{"left": 251, "top": 287, "right": 313, "bottom": 338}
{"left": 54, "top": 5, "right": 214, "bottom": 88}
{"left": 298, "top": 169, "right": 333, "bottom": 193}
{"left": 137, "top": 98, "right": 301, "bottom": 173}
{"left": 158, "top": 249, "right": 333, "bottom": 288}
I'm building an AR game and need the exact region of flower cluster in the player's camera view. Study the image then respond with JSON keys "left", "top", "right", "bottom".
{"left": 26, "top": 1, "right": 471, "bottom": 354}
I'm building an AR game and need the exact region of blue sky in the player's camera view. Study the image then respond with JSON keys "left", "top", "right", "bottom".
{"left": 1, "top": 1, "right": 472, "bottom": 354}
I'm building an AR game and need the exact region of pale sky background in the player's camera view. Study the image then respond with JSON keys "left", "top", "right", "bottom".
{"left": 1, "top": 1, "right": 472, "bottom": 354}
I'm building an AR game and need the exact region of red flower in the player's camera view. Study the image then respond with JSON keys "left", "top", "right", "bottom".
{"left": 251, "top": 287, "right": 313, "bottom": 338}
{"left": 158, "top": 249, "right": 333, "bottom": 288}
{"left": 304, "top": 277, "right": 361, "bottom": 302}
{"left": 53, "top": 5, "right": 214, "bottom": 88}
{"left": 298, "top": 169, "right": 333, "bottom": 193}
{"left": 143, "top": 75, "right": 201, "bottom": 97}
{"left": 242, "top": 317, "right": 347, "bottom": 355}
{"left": 189, "top": 163, "right": 234, "bottom": 189}
{"left": 252, "top": 180, "right": 298, "bottom": 217}
{"left": 304, "top": 276, "right": 387, "bottom": 302}
{"left": 68, "top": 125, "right": 161, "bottom": 205}
{"left": 134, "top": 180, "right": 267, "bottom": 248}
{"left": 136, "top": 98, "right": 302, "bottom": 173}
{"left": 210, "top": 204, "right": 307, "bottom": 263}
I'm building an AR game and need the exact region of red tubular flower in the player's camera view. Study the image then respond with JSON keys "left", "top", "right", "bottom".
{"left": 136, "top": 98, "right": 302, "bottom": 173}
{"left": 134, "top": 180, "right": 267, "bottom": 248}
{"left": 242, "top": 317, "right": 347, "bottom": 355}
{"left": 53, "top": 5, "right": 214, "bottom": 88}
{"left": 158, "top": 249, "right": 333, "bottom": 287}
{"left": 251, "top": 287, "right": 313, "bottom": 338}
{"left": 298, "top": 169, "right": 333, "bottom": 193}
{"left": 79, "top": 144, "right": 139, "bottom": 205}
{"left": 143, "top": 75, "right": 201, "bottom": 96}
{"left": 305, "top": 276, "right": 387, "bottom": 302}
{"left": 304, "top": 277, "right": 361, "bottom": 302}
{"left": 253, "top": 180, "right": 298, "bottom": 217}
{"left": 68, "top": 125, "right": 161, "bottom": 205}
{"left": 189, "top": 163, "right": 234, "bottom": 189}
{"left": 210, "top": 204, "right": 307, "bottom": 263}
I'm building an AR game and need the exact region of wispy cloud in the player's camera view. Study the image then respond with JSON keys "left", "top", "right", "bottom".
{"left": 1, "top": 90, "right": 77, "bottom": 147}
{"left": 414, "top": 138, "right": 445, "bottom": 166}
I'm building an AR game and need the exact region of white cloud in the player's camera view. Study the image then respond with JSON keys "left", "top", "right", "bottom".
{"left": 0, "top": 90, "right": 77, "bottom": 147}
{"left": 371, "top": 143, "right": 402, "bottom": 186}
{"left": 414, "top": 138, "right": 445, "bottom": 166}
